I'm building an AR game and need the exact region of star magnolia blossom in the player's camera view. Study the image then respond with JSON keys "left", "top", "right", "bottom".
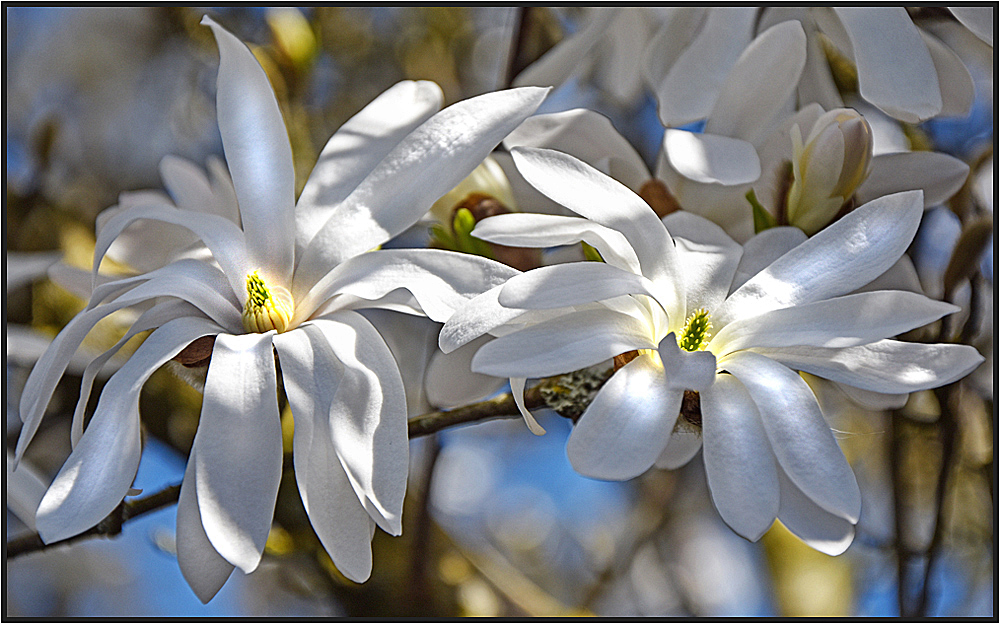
{"left": 440, "top": 147, "right": 983, "bottom": 554}
{"left": 14, "top": 16, "right": 546, "bottom": 601}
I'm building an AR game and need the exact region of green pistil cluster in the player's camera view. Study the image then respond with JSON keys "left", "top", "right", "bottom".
{"left": 679, "top": 308, "right": 712, "bottom": 352}
{"left": 246, "top": 271, "right": 271, "bottom": 306}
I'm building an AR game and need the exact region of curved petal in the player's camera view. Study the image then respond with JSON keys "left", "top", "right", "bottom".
{"left": 7, "top": 451, "right": 48, "bottom": 532}
{"left": 730, "top": 226, "right": 807, "bottom": 293}
{"left": 777, "top": 467, "right": 855, "bottom": 556}
{"left": 296, "top": 80, "right": 443, "bottom": 248}
{"left": 295, "top": 248, "right": 519, "bottom": 326}
{"left": 513, "top": 8, "right": 618, "bottom": 90}
{"left": 35, "top": 317, "right": 222, "bottom": 543}
{"left": 510, "top": 377, "right": 546, "bottom": 436}
{"left": 296, "top": 86, "right": 549, "bottom": 291}
{"left": 308, "top": 312, "right": 409, "bottom": 535}
{"left": 358, "top": 309, "right": 438, "bottom": 415}
{"left": 195, "top": 331, "right": 282, "bottom": 573}
{"left": 176, "top": 449, "right": 235, "bottom": 603}
{"left": 498, "top": 262, "right": 660, "bottom": 311}
{"left": 920, "top": 29, "right": 975, "bottom": 117}
{"left": 471, "top": 308, "right": 656, "bottom": 378}
{"left": 654, "top": 428, "right": 702, "bottom": 470}
{"left": 510, "top": 147, "right": 683, "bottom": 315}
{"left": 701, "top": 374, "right": 779, "bottom": 541}
{"left": 653, "top": 7, "right": 757, "bottom": 127}
{"left": 272, "top": 324, "right": 378, "bottom": 581}
{"left": 203, "top": 16, "right": 295, "bottom": 285}
{"left": 662, "top": 211, "right": 743, "bottom": 311}
{"left": 949, "top": 7, "right": 994, "bottom": 45}
{"left": 711, "top": 290, "right": 959, "bottom": 354}
{"left": 658, "top": 333, "right": 718, "bottom": 391}
{"left": 425, "top": 336, "right": 506, "bottom": 410}
{"left": 857, "top": 151, "right": 969, "bottom": 209}
{"left": 706, "top": 20, "right": 808, "bottom": 145}
{"left": 834, "top": 382, "right": 908, "bottom": 411}
{"left": 438, "top": 284, "right": 549, "bottom": 353}
{"left": 472, "top": 212, "right": 641, "bottom": 274}
{"left": 754, "top": 339, "right": 985, "bottom": 394}
{"left": 503, "top": 108, "right": 650, "bottom": 190}
{"left": 662, "top": 129, "right": 761, "bottom": 186}
{"left": 6, "top": 251, "right": 61, "bottom": 292}
{"left": 567, "top": 353, "right": 682, "bottom": 480}
{"left": 717, "top": 191, "right": 924, "bottom": 325}
{"left": 833, "top": 7, "right": 941, "bottom": 122}
{"left": 723, "top": 351, "right": 861, "bottom": 523}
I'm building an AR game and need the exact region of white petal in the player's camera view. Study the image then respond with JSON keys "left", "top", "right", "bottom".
{"left": 754, "top": 339, "right": 985, "bottom": 394}
{"left": 309, "top": 312, "right": 409, "bottom": 535}
{"left": 195, "top": 332, "right": 283, "bottom": 573}
{"left": 857, "top": 151, "right": 969, "bottom": 208}
{"left": 176, "top": 449, "right": 235, "bottom": 603}
{"left": 472, "top": 212, "right": 641, "bottom": 275}
{"left": 949, "top": 7, "right": 994, "bottom": 45}
{"left": 642, "top": 8, "right": 706, "bottom": 98}
{"left": 662, "top": 130, "right": 761, "bottom": 186}
{"left": 295, "top": 248, "right": 519, "bottom": 325}
{"left": 358, "top": 309, "right": 438, "bottom": 415}
{"left": 438, "top": 284, "right": 545, "bottom": 353}
{"left": 425, "top": 336, "right": 506, "bottom": 410}
{"left": 712, "top": 290, "right": 959, "bottom": 354}
{"left": 662, "top": 211, "right": 743, "bottom": 311}
{"left": 498, "top": 262, "right": 660, "bottom": 311}
{"left": 654, "top": 7, "right": 757, "bottom": 127}
{"left": 503, "top": 108, "right": 651, "bottom": 190}
{"left": 35, "top": 317, "right": 222, "bottom": 543}
{"left": 296, "top": 87, "right": 548, "bottom": 288}
{"left": 654, "top": 429, "right": 702, "bottom": 470}
{"left": 160, "top": 155, "right": 218, "bottom": 215}
{"left": 203, "top": 16, "right": 295, "bottom": 285}
{"left": 705, "top": 20, "right": 808, "bottom": 145}
{"left": 272, "top": 324, "right": 378, "bottom": 581}
{"left": 510, "top": 377, "right": 546, "bottom": 436}
{"left": 777, "top": 467, "right": 855, "bottom": 556}
{"left": 723, "top": 351, "right": 861, "bottom": 523}
{"left": 510, "top": 147, "right": 683, "bottom": 313}
{"left": 920, "top": 29, "right": 975, "bottom": 117}
{"left": 834, "top": 7, "right": 942, "bottom": 122}
{"left": 658, "top": 333, "right": 718, "bottom": 391}
{"left": 833, "top": 383, "right": 908, "bottom": 411}
{"left": 717, "top": 191, "right": 924, "bottom": 325}
{"left": 701, "top": 374, "right": 779, "bottom": 541}
{"left": 6, "top": 451, "right": 49, "bottom": 531}
{"left": 513, "top": 8, "right": 617, "bottom": 90}
{"left": 567, "top": 354, "right": 682, "bottom": 480}
{"left": 471, "top": 308, "right": 655, "bottom": 379}
{"left": 591, "top": 9, "right": 650, "bottom": 104}
{"left": 729, "top": 227, "right": 807, "bottom": 293}
{"left": 6, "top": 251, "right": 61, "bottom": 292}
{"left": 296, "top": 81, "right": 443, "bottom": 249}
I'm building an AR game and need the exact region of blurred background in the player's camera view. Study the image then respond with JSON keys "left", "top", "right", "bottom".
{"left": 5, "top": 6, "right": 994, "bottom": 617}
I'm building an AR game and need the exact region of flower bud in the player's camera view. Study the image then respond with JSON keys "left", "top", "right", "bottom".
{"left": 786, "top": 108, "right": 873, "bottom": 234}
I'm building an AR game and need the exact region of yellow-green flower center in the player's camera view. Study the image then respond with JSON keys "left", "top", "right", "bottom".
{"left": 678, "top": 308, "right": 712, "bottom": 352}
{"left": 242, "top": 271, "right": 294, "bottom": 334}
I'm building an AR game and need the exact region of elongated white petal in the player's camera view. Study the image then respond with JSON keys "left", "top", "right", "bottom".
{"left": 777, "top": 468, "right": 855, "bottom": 556}
{"left": 510, "top": 147, "right": 683, "bottom": 314}
{"left": 94, "top": 201, "right": 250, "bottom": 301}
{"left": 513, "top": 8, "right": 618, "bottom": 89}
{"left": 729, "top": 227, "right": 807, "bottom": 293}
{"left": 425, "top": 336, "right": 506, "bottom": 410}
{"left": 712, "top": 291, "right": 959, "bottom": 354}
{"left": 662, "top": 129, "right": 761, "bottom": 186}
{"left": 7, "top": 251, "right": 61, "bottom": 292}
{"left": 439, "top": 284, "right": 540, "bottom": 353}
{"left": 472, "top": 308, "right": 655, "bottom": 378}
{"left": 498, "top": 262, "right": 660, "bottom": 310}
{"left": 920, "top": 29, "right": 975, "bottom": 117}
{"left": 472, "top": 212, "right": 641, "bottom": 275}
{"left": 834, "top": 383, "right": 908, "bottom": 411}
{"left": 503, "top": 108, "right": 651, "bottom": 190}
{"left": 309, "top": 312, "right": 408, "bottom": 535}
{"left": 6, "top": 451, "right": 48, "bottom": 531}
{"left": 359, "top": 309, "right": 437, "bottom": 415}
{"left": 195, "top": 332, "right": 282, "bottom": 573}
{"left": 654, "top": 429, "right": 702, "bottom": 470}
{"left": 295, "top": 248, "right": 519, "bottom": 325}
{"left": 834, "top": 8, "right": 941, "bottom": 122}
{"left": 706, "top": 20, "right": 807, "bottom": 145}
{"left": 296, "top": 81, "right": 443, "bottom": 249}
{"left": 662, "top": 211, "right": 743, "bottom": 312}
{"left": 568, "top": 354, "right": 682, "bottom": 480}
{"left": 272, "top": 324, "right": 378, "bottom": 580}
{"left": 754, "top": 339, "right": 984, "bottom": 394}
{"left": 297, "top": 87, "right": 548, "bottom": 290}
{"left": 160, "top": 155, "right": 218, "bottom": 215}
{"left": 203, "top": 16, "right": 295, "bottom": 285}
{"left": 949, "top": 7, "right": 994, "bottom": 45}
{"left": 723, "top": 351, "right": 861, "bottom": 523}
{"left": 510, "top": 377, "right": 546, "bottom": 436}
{"left": 701, "top": 374, "right": 779, "bottom": 541}
{"left": 176, "top": 449, "right": 235, "bottom": 603}
{"left": 642, "top": 8, "right": 706, "bottom": 100}
{"left": 35, "top": 317, "right": 222, "bottom": 543}
{"left": 717, "top": 191, "right": 924, "bottom": 325}
{"left": 856, "top": 152, "right": 969, "bottom": 209}
{"left": 654, "top": 7, "right": 757, "bottom": 127}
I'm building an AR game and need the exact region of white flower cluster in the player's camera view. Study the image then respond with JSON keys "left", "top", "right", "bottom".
{"left": 13, "top": 10, "right": 989, "bottom": 603}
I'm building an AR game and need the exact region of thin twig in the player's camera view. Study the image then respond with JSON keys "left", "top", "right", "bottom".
{"left": 890, "top": 410, "right": 912, "bottom": 616}
{"left": 407, "top": 384, "right": 547, "bottom": 438}
{"left": 407, "top": 433, "right": 442, "bottom": 611}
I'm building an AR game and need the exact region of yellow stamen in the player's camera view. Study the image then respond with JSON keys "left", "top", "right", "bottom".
{"left": 679, "top": 308, "right": 712, "bottom": 352}
{"left": 242, "top": 271, "right": 294, "bottom": 334}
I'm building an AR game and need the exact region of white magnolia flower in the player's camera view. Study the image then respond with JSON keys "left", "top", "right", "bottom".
{"left": 440, "top": 147, "right": 983, "bottom": 553}
{"left": 14, "top": 16, "right": 545, "bottom": 601}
